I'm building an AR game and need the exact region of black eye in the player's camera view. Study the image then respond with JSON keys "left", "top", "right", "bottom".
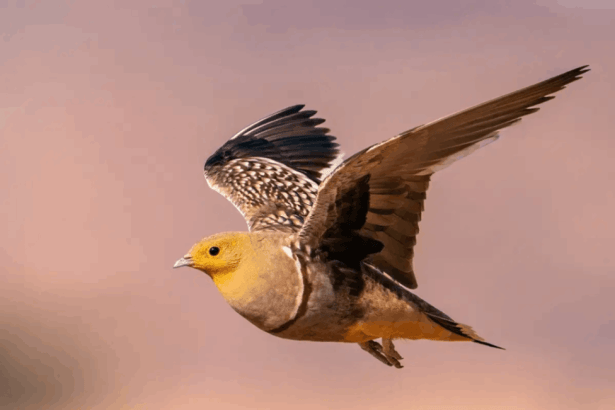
{"left": 209, "top": 247, "right": 220, "bottom": 256}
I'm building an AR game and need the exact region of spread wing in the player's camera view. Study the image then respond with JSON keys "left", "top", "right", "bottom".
{"left": 299, "top": 65, "right": 589, "bottom": 289}
{"left": 203, "top": 105, "right": 342, "bottom": 232}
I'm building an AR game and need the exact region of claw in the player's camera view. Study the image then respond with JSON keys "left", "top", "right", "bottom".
{"left": 388, "top": 356, "right": 403, "bottom": 369}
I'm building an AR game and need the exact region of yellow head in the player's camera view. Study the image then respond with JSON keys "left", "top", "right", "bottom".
{"left": 174, "top": 230, "right": 299, "bottom": 328}
{"left": 173, "top": 232, "right": 252, "bottom": 279}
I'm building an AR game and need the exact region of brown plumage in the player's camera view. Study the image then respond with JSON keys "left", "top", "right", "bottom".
{"left": 299, "top": 65, "right": 589, "bottom": 289}
{"left": 175, "top": 65, "right": 589, "bottom": 368}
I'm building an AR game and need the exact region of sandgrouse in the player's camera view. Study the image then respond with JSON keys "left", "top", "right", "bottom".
{"left": 174, "top": 66, "right": 588, "bottom": 368}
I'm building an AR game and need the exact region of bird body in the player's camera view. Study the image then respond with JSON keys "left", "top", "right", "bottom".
{"left": 179, "top": 231, "right": 487, "bottom": 352}
{"left": 175, "top": 66, "right": 589, "bottom": 368}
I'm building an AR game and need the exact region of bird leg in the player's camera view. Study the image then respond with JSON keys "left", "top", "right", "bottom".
{"left": 382, "top": 338, "right": 403, "bottom": 361}
{"left": 359, "top": 339, "right": 403, "bottom": 369}
{"left": 359, "top": 340, "right": 391, "bottom": 367}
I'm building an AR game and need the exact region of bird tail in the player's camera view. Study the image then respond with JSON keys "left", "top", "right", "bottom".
{"left": 425, "top": 312, "right": 504, "bottom": 350}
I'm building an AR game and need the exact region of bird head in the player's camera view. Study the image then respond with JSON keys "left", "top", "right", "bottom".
{"left": 173, "top": 232, "right": 251, "bottom": 279}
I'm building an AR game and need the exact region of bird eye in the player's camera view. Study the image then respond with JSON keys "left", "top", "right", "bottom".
{"left": 209, "top": 247, "right": 220, "bottom": 256}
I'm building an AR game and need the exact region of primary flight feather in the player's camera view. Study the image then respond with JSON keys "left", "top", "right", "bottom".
{"left": 175, "top": 66, "right": 589, "bottom": 368}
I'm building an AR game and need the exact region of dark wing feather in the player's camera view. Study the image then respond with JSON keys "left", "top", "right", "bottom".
{"left": 316, "top": 175, "right": 384, "bottom": 270}
{"left": 203, "top": 105, "right": 342, "bottom": 232}
{"left": 299, "top": 65, "right": 589, "bottom": 289}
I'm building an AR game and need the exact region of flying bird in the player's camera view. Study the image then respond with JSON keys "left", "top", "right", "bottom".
{"left": 174, "top": 66, "right": 589, "bottom": 368}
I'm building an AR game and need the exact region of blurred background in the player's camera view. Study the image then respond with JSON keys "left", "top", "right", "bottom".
{"left": 1, "top": 1, "right": 613, "bottom": 409}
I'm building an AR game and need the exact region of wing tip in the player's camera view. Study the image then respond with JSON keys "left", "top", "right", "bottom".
{"left": 561, "top": 65, "right": 590, "bottom": 79}
{"left": 556, "top": 65, "right": 590, "bottom": 88}
{"left": 230, "top": 104, "right": 308, "bottom": 140}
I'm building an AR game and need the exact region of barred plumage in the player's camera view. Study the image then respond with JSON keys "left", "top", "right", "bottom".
{"left": 204, "top": 105, "right": 341, "bottom": 232}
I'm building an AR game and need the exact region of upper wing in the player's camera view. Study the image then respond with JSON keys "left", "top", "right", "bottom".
{"left": 299, "top": 65, "right": 589, "bottom": 289}
{"left": 203, "top": 105, "right": 342, "bottom": 232}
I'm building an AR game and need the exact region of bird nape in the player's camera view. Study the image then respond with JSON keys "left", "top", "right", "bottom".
{"left": 175, "top": 65, "right": 589, "bottom": 368}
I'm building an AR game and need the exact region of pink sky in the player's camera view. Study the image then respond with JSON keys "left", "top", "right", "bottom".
{"left": 1, "top": 1, "right": 614, "bottom": 409}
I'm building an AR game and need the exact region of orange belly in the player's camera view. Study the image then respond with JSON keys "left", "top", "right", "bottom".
{"left": 344, "top": 319, "right": 468, "bottom": 343}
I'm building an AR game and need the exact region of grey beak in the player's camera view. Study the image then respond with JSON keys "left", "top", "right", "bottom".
{"left": 173, "top": 256, "right": 193, "bottom": 269}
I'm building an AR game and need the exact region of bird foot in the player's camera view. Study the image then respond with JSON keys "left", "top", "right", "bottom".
{"left": 359, "top": 339, "right": 404, "bottom": 369}
{"left": 382, "top": 338, "right": 403, "bottom": 361}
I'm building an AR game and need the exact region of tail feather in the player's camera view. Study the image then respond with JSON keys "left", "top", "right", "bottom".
{"left": 473, "top": 339, "right": 505, "bottom": 350}
{"left": 426, "top": 313, "right": 505, "bottom": 350}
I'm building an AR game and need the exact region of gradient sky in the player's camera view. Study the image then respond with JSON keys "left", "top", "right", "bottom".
{"left": 1, "top": 1, "right": 614, "bottom": 409}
